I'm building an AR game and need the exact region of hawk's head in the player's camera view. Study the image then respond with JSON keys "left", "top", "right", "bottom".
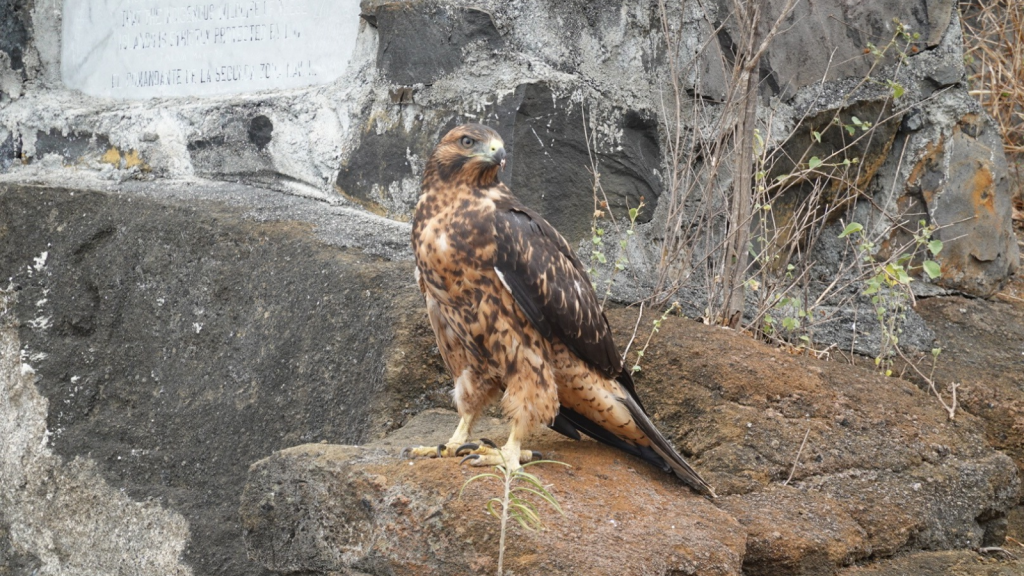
{"left": 426, "top": 124, "right": 507, "bottom": 187}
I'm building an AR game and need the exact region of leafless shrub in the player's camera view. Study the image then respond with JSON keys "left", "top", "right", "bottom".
{"left": 653, "top": 0, "right": 942, "bottom": 354}
{"left": 961, "top": 0, "right": 1024, "bottom": 156}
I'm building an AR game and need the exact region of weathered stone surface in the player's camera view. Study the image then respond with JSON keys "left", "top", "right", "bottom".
{"left": 505, "top": 82, "right": 661, "bottom": 243}
{"left": 31, "top": 129, "right": 111, "bottom": 165}
{"left": 763, "top": 94, "right": 902, "bottom": 251}
{"left": 241, "top": 410, "right": 747, "bottom": 576}
{"left": 719, "top": 487, "right": 869, "bottom": 575}
{"left": 901, "top": 112, "right": 1020, "bottom": 296}
{"left": 0, "top": 133, "right": 18, "bottom": 172}
{"left": 336, "top": 81, "right": 662, "bottom": 243}
{"left": 186, "top": 106, "right": 285, "bottom": 191}
{"left": 0, "top": 0, "right": 29, "bottom": 68}
{"left": 838, "top": 550, "right": 1023, "bottom": 576}
{"left": 1, "top": 292, "right": 192, "bottom": 576}
{"left": 0, "top": 0, "right": 28, "bottom": 102}
{"left": 0, "top": 182, "right": 444, "bottom": 576}
{"left": 717, "top": 0, "right": 956, "bottom": 100}
{"left": 239, "top": 303, "right": 1020, "bottom": 576}
{"left": 602, "top": 306, "right": 1020, "bottom": 573}
{"left": 912, "top": 281, "right": 1024, "bottom": 484}
{"left": 334, "top": 109, "right": 447, "bottom": 218}
{"left": 368, "top": 2, "right": 504, "bottom": 86}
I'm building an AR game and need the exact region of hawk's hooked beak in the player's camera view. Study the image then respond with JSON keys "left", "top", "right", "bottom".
{"left": 488, "top": 141, "right": 507, "bottom": 171}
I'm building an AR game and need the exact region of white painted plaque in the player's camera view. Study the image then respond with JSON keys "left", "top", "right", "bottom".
{"left": 61, "top": 0, "right": 361, "bottom": 99}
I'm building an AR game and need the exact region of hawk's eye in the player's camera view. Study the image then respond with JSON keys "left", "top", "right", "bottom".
{"left": 460, "top": 136, "right": 474, "bottom": 148}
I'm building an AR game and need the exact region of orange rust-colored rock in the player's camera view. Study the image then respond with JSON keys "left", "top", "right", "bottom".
{"left": 240, "top": 411, "right": 746, "bottom": 576}
{"left": 604, "top": 307, "right": 1018, "bottom": 571}
{"left": 839, "top": 549, "right": 1023, "bottom": 575}
{"left": 241, "top": 308, "right": 1020, "bottom": 576}
{"left": 719, "top": 486, "right": 869, "bottom": 575}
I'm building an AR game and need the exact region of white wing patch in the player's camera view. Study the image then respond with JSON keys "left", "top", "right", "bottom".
{"left": 494, "top": 267, "right": 513, "bottom": 295}
{"left": 437, "top": 232, "right": 450, "bottom": 252}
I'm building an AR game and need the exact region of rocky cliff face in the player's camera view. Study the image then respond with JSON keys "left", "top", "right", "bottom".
{"left": 2, "top": 0, "right": 1023, "bottom": 575}
{"left": 2, "top": 182, "right": 1022, "bottom": 575}
{"left": 1, "top": 0, "right": 1018, "bottom": 299}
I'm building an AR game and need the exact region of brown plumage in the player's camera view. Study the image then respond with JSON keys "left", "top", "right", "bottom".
{"left": 407, "top": 123, "right": 715, "bottom": 497}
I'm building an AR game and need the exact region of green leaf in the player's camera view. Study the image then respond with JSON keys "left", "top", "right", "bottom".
{"left": 628, "top": 207, "right": 639, "bottom": 221}
{"left": 808, "top": 156, "right": 823, "bottom": 170}
{"left": 510, "top": 501, "right": 542, "bottom": 529}
{"left": 812, "top": 130, "right": 822, "bottom": 143}
{"left": 927, "top": 239, "right": 943, "bottom": 256}
{"left": 845, "top": 125, "right": 856, "bottom": 136}
{"left": 922, "top": 259, "right": 941, "bottom": 279}
{"left": 520, "top": 460, "right": 571, "bottom": 469}
{"left": 515, "top": 487, "right": 564, "bottom": 514}
{"left": 485, "top": 499, "right": 502, "bottom": 519}
{"left": 890, "top": 82, "right": 904, "bottom": 99}
{"left": 838, "top": 222, "right": 864, "bottom": 238}
{"left": 510, "top": 513, "right": 533, "bottom": 531}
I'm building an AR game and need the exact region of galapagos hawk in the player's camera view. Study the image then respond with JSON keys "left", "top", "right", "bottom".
{"left": 406, "top": 123, "right": 714, "bottom": 497}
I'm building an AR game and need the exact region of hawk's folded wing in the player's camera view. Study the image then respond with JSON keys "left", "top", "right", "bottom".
{"left": 492, "top": 200, "right": 622, "bottom": 378}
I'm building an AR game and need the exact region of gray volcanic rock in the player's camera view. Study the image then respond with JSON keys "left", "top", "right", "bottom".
{"left": 900, "top": 111, "right": 1020, "bottom": 296}
{"left": 714, "top": 0, "right": 956, "bottom": 100}
{"left": 504, "top": 82, "right": 662, "bottom": 244}
{"left": 369, "top": 2, "right": 504, "bottom": 87}
{"left": 0, "top": 182, "right": 445, "bottom": 576}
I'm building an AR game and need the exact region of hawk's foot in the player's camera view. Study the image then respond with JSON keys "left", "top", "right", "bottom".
{"left": 402, "top": 442, "right": 467, "bottom": 459}
{"left": 401, "top": 438, "right": 503, "bottom": 459}
{"left": 457, "top": 440, "right": 542, "bottom": 469}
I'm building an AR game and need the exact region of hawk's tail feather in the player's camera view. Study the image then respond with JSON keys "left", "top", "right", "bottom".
{"left": 618, "top": 393, "right": 717, "bottom": 498}
{"left": 551, "top": 409, "right": 669, "bottom": 471}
